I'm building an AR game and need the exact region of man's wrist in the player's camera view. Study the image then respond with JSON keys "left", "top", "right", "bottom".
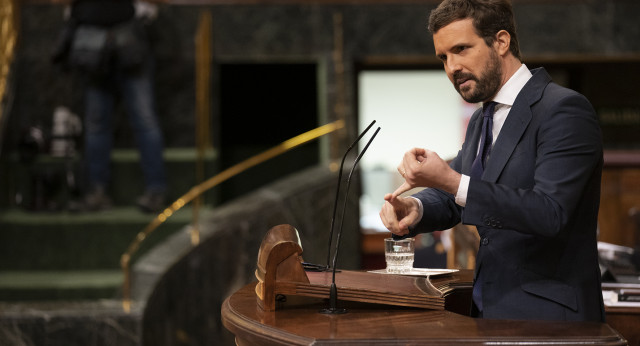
{"left": 445, "top": 171, "right": 462, "bottom": 195}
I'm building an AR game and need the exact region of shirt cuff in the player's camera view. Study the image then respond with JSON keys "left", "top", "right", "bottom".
{"left": 455, "top": 174, "right": 470, "bottom": 207}
{"left": 408, "top": 196, "right": 424, "bottom": 228}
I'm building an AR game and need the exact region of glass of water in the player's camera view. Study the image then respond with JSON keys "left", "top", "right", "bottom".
{"left": 385, "top": 238, "right": 415, "bottom": 274}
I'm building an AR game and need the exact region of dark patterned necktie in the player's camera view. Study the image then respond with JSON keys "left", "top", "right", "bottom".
{"left": 470, "top": 101, "right": 497, "bottom": 178}
{"left": 471, "top": 101, "right": 496, "bottom": 313}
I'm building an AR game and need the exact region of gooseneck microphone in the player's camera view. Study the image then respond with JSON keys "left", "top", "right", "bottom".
{"left": 320, "top": 125, "right": 380, "bottom": 314}
{"left": 302, "top": 120, "right": 377, "bottom": 273}
{"left": 326, "top": 120, "right": 377, "bottom": 269}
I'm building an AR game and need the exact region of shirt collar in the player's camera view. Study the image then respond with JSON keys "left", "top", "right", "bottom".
{"left": 490, "top": 64, "right": 532, "bottom": 107}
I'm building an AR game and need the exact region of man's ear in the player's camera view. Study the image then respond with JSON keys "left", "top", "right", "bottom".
{"left": 494, "top": 30, "right": 511, "bottom": 56}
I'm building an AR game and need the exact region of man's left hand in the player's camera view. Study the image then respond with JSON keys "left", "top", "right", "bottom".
{"left": 391, "top": 148, "right": 461, "bottom": 199}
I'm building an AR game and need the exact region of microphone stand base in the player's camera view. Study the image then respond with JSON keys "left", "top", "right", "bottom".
{"left": 319, "top": 307, "right": 347, "bottom": 315}
{"left": 319, "top": 283, "right": 347, "bottom": 314}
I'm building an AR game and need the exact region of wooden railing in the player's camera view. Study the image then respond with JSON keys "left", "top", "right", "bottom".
{"left": 0, "top": 0, "right": 18, "bottom": 137}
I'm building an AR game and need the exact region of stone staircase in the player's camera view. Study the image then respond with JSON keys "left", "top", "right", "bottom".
{"left": 0, "top": 148, "right": 218, "bottom": 301}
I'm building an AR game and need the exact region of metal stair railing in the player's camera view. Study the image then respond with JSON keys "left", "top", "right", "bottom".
{"left": 120, "top": 119, "right": 345, "bottom": 312}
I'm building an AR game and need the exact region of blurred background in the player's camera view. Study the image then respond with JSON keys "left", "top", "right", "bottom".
{"left": 1, "top": 0, "right": 639, "bottom": 345}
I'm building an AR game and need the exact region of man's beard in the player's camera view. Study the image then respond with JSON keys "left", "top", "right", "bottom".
{"left": 453, "top": 49, "right": 502, "bottom": 103}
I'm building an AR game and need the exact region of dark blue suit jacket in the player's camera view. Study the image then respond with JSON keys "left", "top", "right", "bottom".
{"left": 410, "top": 68, "right": 605, "bottom": 321}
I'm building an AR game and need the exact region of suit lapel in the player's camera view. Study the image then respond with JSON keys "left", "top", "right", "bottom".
{"left": 482, "top": 68, "right": 552, "bottom": 183}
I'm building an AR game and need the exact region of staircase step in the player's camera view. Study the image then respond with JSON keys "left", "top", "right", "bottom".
{"left": 0, "top": 147, "right": 219, "bottom": 209}
{"left": 0, "top": 206, "right": 199, "bottom": 271}
{"left": 110, "top": 148, "right": 219, "bottom": 206}
{"left": 0, "top": 270, "right": 123, "bottom": 301}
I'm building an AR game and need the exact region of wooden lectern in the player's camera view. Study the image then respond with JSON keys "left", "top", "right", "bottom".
{"left": 253, "top": 224, "right": 472, "bottom": 313}
{"left": 222, "top": 225, "right": 627, "bottom": 345}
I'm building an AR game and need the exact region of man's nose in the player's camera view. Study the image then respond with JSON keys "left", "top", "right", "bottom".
{"left": 446, "top": 56, "right": 462, "bottom": 73}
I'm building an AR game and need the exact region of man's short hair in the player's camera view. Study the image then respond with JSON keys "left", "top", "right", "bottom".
{"left": 428, "top": 0, "right": 522, "bottom": 60}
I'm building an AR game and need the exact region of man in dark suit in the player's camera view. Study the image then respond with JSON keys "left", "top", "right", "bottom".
{"left": 379, "top": 0, "right": 605, "bottom": 322}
